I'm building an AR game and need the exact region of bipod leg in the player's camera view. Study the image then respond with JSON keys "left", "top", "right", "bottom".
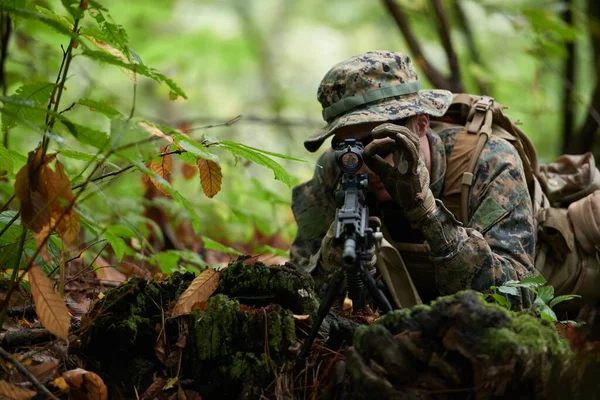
{"left": 363, "top": 268, "right": 392, "bottom": 314}
{"left": 297, "top": 269, "right": 345, "bottom": 364}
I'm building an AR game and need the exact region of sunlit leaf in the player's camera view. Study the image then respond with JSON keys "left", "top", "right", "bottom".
{"left": 201, "top": 236, "right": 242, "bottom": 255}
{"left": 537, "top": 285, "right": 554, "bottom": 305}
{"left": 104, "top": 231, "right": 126, "bottom": 261}
{"left": 172, "top": 269, "right": 220, "bottom": 318}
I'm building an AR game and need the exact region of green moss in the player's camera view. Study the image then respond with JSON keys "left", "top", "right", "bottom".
{"left": 483, "top": 313, "right": 571, "bottom": 358}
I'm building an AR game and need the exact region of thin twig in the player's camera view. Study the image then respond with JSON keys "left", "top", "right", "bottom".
{"left": 431, "top": 0, "right": 464, "bottom": 92}
{"left": 128, "top": 79, "right": 137, "bottom": 121}
{"left": 0, "top": 346, "right": 60, "bottom": 399}
{"left": 380, "top": 0, "right": 450, "bottom": 90}
{"left": 0, "top": 194, "right": 15, "bottom": 213}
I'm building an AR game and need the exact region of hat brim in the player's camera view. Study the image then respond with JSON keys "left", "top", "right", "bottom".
{"left": 304, "top": 89, "right": 452, "bottom": 152}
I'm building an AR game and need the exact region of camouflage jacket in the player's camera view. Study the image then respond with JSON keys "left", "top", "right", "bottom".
{"left": 290, "top": 127, "right": 536, "bottom": 308}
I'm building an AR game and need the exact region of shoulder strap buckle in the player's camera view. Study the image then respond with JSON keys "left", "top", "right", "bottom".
{"left": 474, "top": 96, "right": 494, "bottom": 112}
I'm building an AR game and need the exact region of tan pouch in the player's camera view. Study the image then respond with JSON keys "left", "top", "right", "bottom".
{"left": 539, "top": 153, "right": 600, "bottom": 206}
{"left": 568, "top": 190, "right": 600, "bottom": 254}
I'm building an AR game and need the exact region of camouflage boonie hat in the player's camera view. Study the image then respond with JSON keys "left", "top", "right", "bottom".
{"left": 305, "top": 50, "right": 452, "bottom": 152}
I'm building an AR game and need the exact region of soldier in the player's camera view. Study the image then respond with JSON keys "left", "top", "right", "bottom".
{"left": 290, "top": 50, "right": 536, "bottom": 309}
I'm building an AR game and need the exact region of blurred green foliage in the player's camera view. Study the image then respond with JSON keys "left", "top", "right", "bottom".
{"left": 0, "top": 0, "right": 596, "bottom": 272}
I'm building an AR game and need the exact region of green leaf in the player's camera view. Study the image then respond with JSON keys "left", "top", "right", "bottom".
{"left": 61, "top": 120, "right": 110, "bottom": 148}
{"left": 2, "top": 0, "right": 27, "bottom": 27}
{"left": 549, "top": 294, "right": 581, "bottom": 309}
{"left": 80, "top": 49, "right": 187, "bottom": 99}
{"left": 491, "top": 293, "right": 511, "bottom": 310}
{"left": 516, "top": 275, "right": 547, "bottom": 288}
{"left": 77, "top": 99, "right": 123, "bottom": 118}
{"left": 152, "top": 251, "right": 181, "bottom": 274}
{"left": 173, "top": 133, "right": 218, "bottom": 162}
{"left": 538, "top": 304, "right": 558, "bottom": 322}
{"left": 1, "top": 82, "right": 54, "bottom": 131}
{"left": 522, "top": 9, "right": 578, "bottom": 42}
{"left": 497, "top": 285, "right": 520, "bottom": 296}
{"left": 201, "top": 236, "right": 242, "bottom": 255}
{"left": 228, "top": 142, "right": 307, "bottom": 162}
{"left": 0, "top": 211, "right": 20, "bottom": 227}
{"left": 61, "top": 0, "right": 82, "bottom": 18}
{"left": 87, "top": 5, "right": 129, "bottom": 54}
{"left": 58, "top": 149, "right": 119, "bottom": 169}
{"left": 106, "top": 224, "right": 136, "bottom": 239}
{"left": 5, "top": 6, "right": 82, "bottom": 42}
{"left": 254, "top": 244, "right": 288, "bottom": 258}
{"left": 0, "top": 143, "right": 14, "bottom": 174}
{"left": 219, "top": 140, "right": 292, "bottom": 187}
{"left": 104, "top": 232, "right": 126, "bottom": 261}
{"left": 537, "top": 285, "right": 554, "bottom": 305}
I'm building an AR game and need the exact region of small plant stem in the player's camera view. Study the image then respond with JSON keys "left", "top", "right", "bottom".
{"left": 42, "top": 1, "right": 85, "bottom": 155}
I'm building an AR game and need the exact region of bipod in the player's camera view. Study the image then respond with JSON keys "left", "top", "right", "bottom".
{"left": 296, "top": 264, "right": 393, "bottom": 365}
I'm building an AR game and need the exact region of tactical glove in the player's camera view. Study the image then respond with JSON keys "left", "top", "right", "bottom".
{"left": 364, "top": 123, "right": 436, "bottom": 223}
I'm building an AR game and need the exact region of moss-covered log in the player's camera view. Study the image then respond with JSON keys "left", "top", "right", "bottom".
{"left": 346, "top": 291, "right": 600, "bottom": 399}
{"left": 79, "top": 259, "right": 318, "bottom": 399}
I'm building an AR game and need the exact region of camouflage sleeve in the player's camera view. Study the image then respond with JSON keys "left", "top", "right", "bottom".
{"left": 416, "top": 136, "right": 536, "bottom": 309}
{"left": 289, "top": 149, "right": 339, "bottom": 273}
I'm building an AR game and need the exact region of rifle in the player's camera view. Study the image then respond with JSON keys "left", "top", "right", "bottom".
{"left": 297, "top": 139, "right": 393, "bottom": 363}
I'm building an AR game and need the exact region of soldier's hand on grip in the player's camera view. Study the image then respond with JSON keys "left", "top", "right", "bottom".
{"left": 364, "top": 123, "right": 434, "bottom": 222}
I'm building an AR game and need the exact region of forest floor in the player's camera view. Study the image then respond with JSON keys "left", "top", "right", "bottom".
{"left": 2, "top": 250, "right": 600, "bottom": 400}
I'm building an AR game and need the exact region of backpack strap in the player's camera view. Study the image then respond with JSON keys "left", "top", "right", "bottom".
{"left": 443, "top": 96, "right": 494, "bottom": 225}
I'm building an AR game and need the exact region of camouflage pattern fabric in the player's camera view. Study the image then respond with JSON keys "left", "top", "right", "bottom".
{"left": 291, "top": 127, "right": 536, "bottom": 309}
{"left": 304, "top": 50, "right": 452, "bottom": 152}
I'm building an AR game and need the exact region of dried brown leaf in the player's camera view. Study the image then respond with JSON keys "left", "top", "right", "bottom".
{"left": 29, "top": 264, "right": 70, "bottom": 341}
{"left": 15, "top": 148, "right": 51, "bottom": 233}
{"left": 172, "top": 269, "right": 220, "bottom": 318}
{"left": 181, "top": 162, "right": 197, "bottom": 180}
{"left": 197, "top": 159, "right": 222, "bottom": 198}
{"left": 139, "top": 122, "right": 174, "bottom": 144}
{"left": 94, "top": 256, "right": 127, "bottom": 286}
{"left": 140, "top": 377, "right": 167, "bottom": 400}
{"left": 0, "top": 380, "right": 37, "bottom": 400}
{"left": 27, "top": 361, "right": 59, "bottom": 383}
{"left": 62, "top": 368, "right": 108, "bottom": 400}
{"left": 145, "top": 153, "right": 173, "bottom": 196}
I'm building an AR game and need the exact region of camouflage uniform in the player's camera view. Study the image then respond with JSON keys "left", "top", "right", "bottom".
{"left": 291, "top": 51, "right": 535, "bottom": 308}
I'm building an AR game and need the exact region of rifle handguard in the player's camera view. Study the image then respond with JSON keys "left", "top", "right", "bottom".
{"left": 404, "top": 188, "right": 437, "bottom": 223}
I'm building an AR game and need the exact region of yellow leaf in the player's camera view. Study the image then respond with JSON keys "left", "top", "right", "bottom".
{"left": 139, "top": 122, "right": 174, "bottom": 144}
{"left": 29, "top": 264, "right": 70, "bottom": 341}
{"left": 52, "top": 376, "right": 69, "bottom": 392}
{"left": 0, "top": 379, "right": 37, "bottom": 399}
{"left": 62, "top": 368, "right": 108, "bottom": 400}
{"left": 197, "top": 159, "right": 222, "bottom": 198}
{"left": 172, "top": 269, "right": 220, "bottom": 318}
